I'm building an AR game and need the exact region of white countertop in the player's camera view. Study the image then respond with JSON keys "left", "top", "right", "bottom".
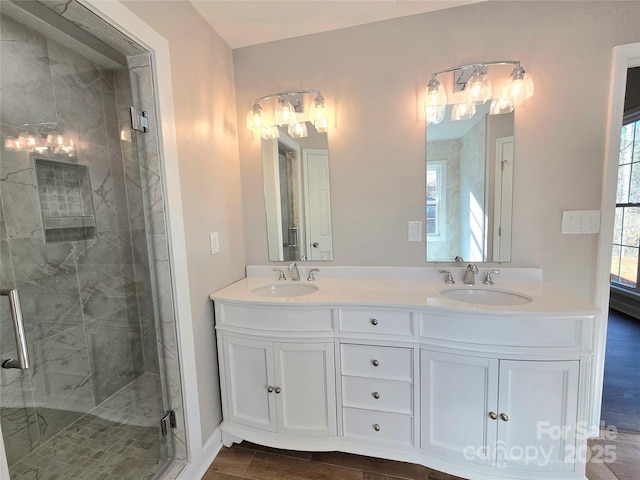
{"left": 210, "top": 266, "right": 599, "bottom": 316}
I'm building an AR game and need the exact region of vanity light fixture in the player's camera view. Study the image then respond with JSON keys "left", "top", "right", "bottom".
{"left": 246, "top": 90, "right": 328, "bottom": 139}
{"left": 425, "top": 60, "right": 534, "bottom": 124}
{"left": 3, "top": 123, "right": 76, "bottom": 156}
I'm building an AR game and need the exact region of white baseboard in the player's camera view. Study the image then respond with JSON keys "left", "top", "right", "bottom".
{"left": 175, "top": 427, "right": 223, "bottom": 480}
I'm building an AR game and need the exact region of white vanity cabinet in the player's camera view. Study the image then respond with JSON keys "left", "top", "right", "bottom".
{"left": 421, "top": 351, "right": 580, "bottom": 472}
{"left": 221, "top": 335, "right": 337, "bottom": 436}
{"left": 212, "top": 274, "right": 597, "bottom": 480}
{"left": 215, "top": 304, "right": 337, "bottom": 440}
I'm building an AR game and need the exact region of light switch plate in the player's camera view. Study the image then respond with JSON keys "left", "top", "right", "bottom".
{"left": 408, "top": 221, "right": 422, "bottom": 241}
{"left": 561, "top": 210, "right": 601, "bottom": 234}
{"left": 209, "top": 232, "right": 220, "bottom": 254}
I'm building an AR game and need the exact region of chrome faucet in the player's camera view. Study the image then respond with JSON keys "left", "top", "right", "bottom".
{"left": 439, "top": 270, "right": 455, "bottom": 284}
{"left": 483, "top": 270, "right": 500, "bottom": 285}
{"left": 288, "top": 262, "right": 300, "bottom": 281}
{"left": 463, "top": 264, "right": 478, "bottom": 285}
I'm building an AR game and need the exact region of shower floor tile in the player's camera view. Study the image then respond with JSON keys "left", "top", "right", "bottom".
{"left": 8, "top": 373, "right": 169, "bottom": 480}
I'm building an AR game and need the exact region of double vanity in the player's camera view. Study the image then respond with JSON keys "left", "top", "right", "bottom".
{"left": 210, "top": 266, "right": 598, "bottom": 480}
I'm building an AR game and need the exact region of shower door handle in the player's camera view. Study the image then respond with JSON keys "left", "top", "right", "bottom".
{"left": 1, "top": 289, "right": 30, "bottom": 369}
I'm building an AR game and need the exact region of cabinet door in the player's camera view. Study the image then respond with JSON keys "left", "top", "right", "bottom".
{"left": 274, "top": 342, "right": 337, "bottom": 436}
{"left": 222, "top": 336, "right": 277, "bottom": 432}
{"left": 497, "top": 360, "right": 579, "bottom": 472}
{"left": 421, "top": 351, "right": 498, "bottom": 464}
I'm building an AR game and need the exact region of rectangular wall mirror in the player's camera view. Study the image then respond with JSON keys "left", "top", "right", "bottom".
{"left": 426, "top": 103, "right": 514, "bottom": 262}
{"left": 262, "top": 122, "right": 333, "bottom": 261}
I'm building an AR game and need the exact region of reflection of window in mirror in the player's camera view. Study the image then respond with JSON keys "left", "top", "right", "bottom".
{"left": 426, "top": 161, "right": 446, "bottom": 240}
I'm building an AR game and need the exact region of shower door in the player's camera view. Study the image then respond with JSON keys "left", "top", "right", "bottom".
{"left": 0, "top": 1, "right": 179, "bottom": 478}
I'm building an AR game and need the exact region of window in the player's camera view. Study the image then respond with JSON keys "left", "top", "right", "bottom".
{"left": 426, "top": 161, "right": 446, "bottom": 239}
{"left": 611, "top": 118, "right": 640, "bottom": 291}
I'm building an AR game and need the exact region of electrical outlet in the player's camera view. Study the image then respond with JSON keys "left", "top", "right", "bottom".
{"left": 209, "top": 232, "right": 220, "bottom": 254}
{"left": 408, "top": 221, "right": 422, "bottom": 241}
{"left": 561, "top": 210, "right": 601, "bottom": 234}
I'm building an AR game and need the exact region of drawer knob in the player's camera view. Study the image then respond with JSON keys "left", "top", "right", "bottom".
{"left": 371, "top": 318, "right": 378, "bottom": 325}
{"left": 489, "top": 411, "right": 498, "bottom": 420}
{"left": 500, "top": 413, "right": 509, "bottom": 422}
{"left": 372, "top": 359, "right": 379, "bottom": 367}
{"left": 275, "top": 387, "right": 282, "bottom": 394}
{"left": 373, "top": 423, "right": 381, "bottom": 432}
{"left": 372, "top": 392, "right": 380, "bottom": 399}
{"left": 267, "top": 386, "right": 274, "bottom": 393}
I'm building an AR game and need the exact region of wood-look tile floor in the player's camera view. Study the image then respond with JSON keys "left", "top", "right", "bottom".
{"left": 202, "top": 433, "right": 640, "bottom": 480}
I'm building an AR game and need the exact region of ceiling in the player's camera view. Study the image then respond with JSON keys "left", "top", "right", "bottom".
{"left": 189, "top": 0, "right": 485, "bottom": 49}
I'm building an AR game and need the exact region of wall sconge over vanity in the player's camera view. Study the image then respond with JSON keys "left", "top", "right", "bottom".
{"left": 246, "top": 90, "right": 329, "bottom": 140}
{"left": 425, "top": 60, "right": 534, "bottom": 124}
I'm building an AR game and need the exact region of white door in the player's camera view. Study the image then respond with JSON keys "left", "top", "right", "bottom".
{"left": 222, "top": 336, "right": 277, "bottom": 432}
{"left": 304, "top": 149, "right": 333, "bottom": 260}
{"left": 496, "top": 360, "right": 579, "bottom": 472}
{"left": 274, "top": 342, "right": 337, "bottom": 436}
{"left": 492, "top": 136, "right": 514, "bottom": 261}
{"left": 421, "top": 351, "right": 498, "bottom": 465}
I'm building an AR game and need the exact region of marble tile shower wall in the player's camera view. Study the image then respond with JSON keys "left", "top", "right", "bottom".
{"left": 0, "top": 12, "right": 186, "bottom": 466}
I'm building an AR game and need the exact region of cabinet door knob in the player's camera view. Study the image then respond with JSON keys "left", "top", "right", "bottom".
{"left": 500, "top": 413, "right": 509, "bottom": 422}
{"left": 267, "top": 386, "right": 274, "bottom": 393}
{"left": 372, "top": 359, "right": 379, "bottom": 367}
{"left": 489, "top": 411, "right": 498, "bottom": 420}
{"left": 275, "top": 387, "right": 281, "bottom": 394}
{"left": 372, "top": 392, "right": 380, "bottom": 399}
{"left": 371, "top": 318, "right": 378, "bottom": 325}
{"left": 373, "top": 424, "right": 381, "bottom": 431}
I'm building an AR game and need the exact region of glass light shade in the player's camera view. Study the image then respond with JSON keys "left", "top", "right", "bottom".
{"left": 246, "top": 103, "right": 263, "bottom": 131}
{"left": 503, "top": 72, "right": 534, "bottom": 107}
{"left": 275, "top": 98, "right": 297, "bottom": 126}
{"left": 314, "top": 116, "right": 329, "bottom": 133}
{"left": 466, "top": 72, "right": 492, "bottom": 105}
{"left": 426, "top": 104, "right": 445, "bottom": 125}
{"left": 490, "top": 97, "right": 515, "bottom": 115}
{"left": 425, "top": 78, "right": 447, "bottom": 110}
{"left": 56, "top": 136, "right": 75, "bottom": 155}
{"left": 261, "top": 125, "right": 280, "bottom": 140}
{"left": 451, "top": 103, "right": 476, "bottom": 121}
{"left": 309, "top": 94, "right": 325, "bottom": 122}
{"left": 288, "top": 121, "right": 308, "bottom": 138}
{"left": 4, "top": 137, "right": 19, "bottom": 151}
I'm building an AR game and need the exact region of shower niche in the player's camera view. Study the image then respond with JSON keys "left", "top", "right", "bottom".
{"left": 34, "top": 158, "right": 97, "bottom": 243}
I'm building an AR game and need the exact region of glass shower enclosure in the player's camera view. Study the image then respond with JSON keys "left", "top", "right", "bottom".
{"left": 0, "top": 1, "right": 184, "bottom": 478}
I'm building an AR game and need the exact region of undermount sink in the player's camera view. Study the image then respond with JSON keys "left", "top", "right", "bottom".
{"left": 440, "top": 287, "right": 532, "bottom": 306}
{"left": 252, "top": 283, "right": 319, "bottom": 298}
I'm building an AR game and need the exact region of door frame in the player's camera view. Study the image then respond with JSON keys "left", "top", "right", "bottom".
{"left": 592, "top": 42, "right": 640, "bottom": 434}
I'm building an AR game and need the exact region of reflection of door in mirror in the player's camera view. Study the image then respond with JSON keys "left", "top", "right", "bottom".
{"left": 262, "top": 124, "right": 334, "bottom": 261}
{"left": 426, "top": 103, "right": 514, "bottom": 262}
{"left": 304, "top": 149, "right": 333, "bottom": 260}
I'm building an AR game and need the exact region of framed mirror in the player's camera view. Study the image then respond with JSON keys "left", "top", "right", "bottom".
{"left": 262, "top": 122, "right": 333, "bottom": 261}
{"left": 426, "top": 103, "right": 514, "bottom": 262}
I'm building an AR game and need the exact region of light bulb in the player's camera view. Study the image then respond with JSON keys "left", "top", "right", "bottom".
{"left": 425, "top": 77, "right": 447, "bottom": 112}
{"left": 504, "top": 65, "right": 534, "bottom": 107}
{"left": 246, "top": 103, "right": 263, "bottom": 131}
{"left": 466, "top": 70, "right": 492, "bottom": 105}
{"left": 4, "top": 137, "right": 19, "bottom": 151}
{"left": 275, "top": 98, "right": 297, "bottom": 126}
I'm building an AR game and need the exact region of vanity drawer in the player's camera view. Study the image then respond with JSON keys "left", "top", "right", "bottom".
{"left": 341, "top": 344, "right": 412, "bottom": 381}
{"left": 339, "top": 309, "right": 413, "bottom": 336}
{"left": 219, "top": 304, "right": 333, "bottom": 332}
{"left": 342, "top": 376, "right": 412, "bottom": 414}
{"left": 343, "top": 407, "right": 413, "bottom": 447}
